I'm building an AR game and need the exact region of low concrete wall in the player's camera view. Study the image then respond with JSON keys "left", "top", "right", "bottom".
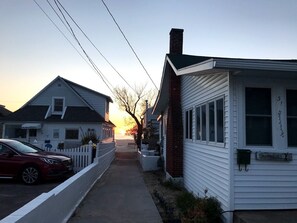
{"left": 0, "top": 147, "right": 115, "bottom": 223}
{"left": 139, "top": 150, "right": 161, "bottom": 172}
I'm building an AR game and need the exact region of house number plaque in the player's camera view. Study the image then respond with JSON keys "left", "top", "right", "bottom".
{"left": 255, "top": 152, "right": 293, "bottom": 162}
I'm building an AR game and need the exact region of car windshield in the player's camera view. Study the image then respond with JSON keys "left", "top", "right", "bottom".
{"left": 6, "top": 140, "right": 39, "bottom": 153}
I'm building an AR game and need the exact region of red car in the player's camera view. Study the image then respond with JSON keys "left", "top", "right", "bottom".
{"left": 0, "top": 139, "right": 73, "bottom": 184}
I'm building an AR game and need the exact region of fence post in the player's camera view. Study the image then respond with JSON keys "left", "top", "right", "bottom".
{"left": 88, "top": 140, "right": 94, "bottom": 163}
{"left": 95, "top": 143, "right": 100, "bottom": 158}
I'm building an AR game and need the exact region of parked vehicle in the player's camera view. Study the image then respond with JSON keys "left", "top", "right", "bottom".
{"left": 0, "top": 139, "right": 73, "bottom": 184}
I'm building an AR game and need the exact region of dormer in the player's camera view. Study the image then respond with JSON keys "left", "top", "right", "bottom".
{"left": 52, "top": 97, "right": 65, "bottom": 115}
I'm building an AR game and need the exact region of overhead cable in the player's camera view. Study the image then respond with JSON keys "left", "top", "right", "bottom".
{"left": 33, "top": 0, "right": 93, "bottom": 71}
{"left": 53, "top": 0, "right": 115, "bottom": 94}
{"left": 55, "top": 0, "right": 136, "bottom": 92}
{"left": 100, "top": 0, "right": 158, "bottom": 90}
{"left": 33, "top": 0, "right": 112, "bottom": 93}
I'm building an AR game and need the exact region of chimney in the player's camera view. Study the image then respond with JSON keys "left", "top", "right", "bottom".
{"left": 165, "top": 28, "right": 184, "bottom": 178}
{"left": 169, "top": 28, "right": 184, "bottom": 54}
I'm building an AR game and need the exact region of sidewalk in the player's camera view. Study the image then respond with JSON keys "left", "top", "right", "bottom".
{"left": 68, "top": 139, "right": 162, "bottom": 223}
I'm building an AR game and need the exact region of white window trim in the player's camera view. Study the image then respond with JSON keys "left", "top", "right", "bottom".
{"left": 195, "top": 96, "right": 225, "bottom": 146}
{"left": 185, "top": 108, "right": 193, "bottom": 140}
{"left": 52, "top": 97, "right": 65, "bottom": 115}
{"left": 240, "top": 82, "right": 297, "bottom": 150}
{"left": 53, "top": 129, "right": 60, "bottom": 139}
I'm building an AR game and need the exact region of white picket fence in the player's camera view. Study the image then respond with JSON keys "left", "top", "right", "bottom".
{"left": 45, "top": 142, "right": 115, "bottom": 173}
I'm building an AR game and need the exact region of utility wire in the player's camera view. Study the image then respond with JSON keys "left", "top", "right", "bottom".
{"left": 100, "top": 0, "right": 158, "bottom": 90}
{"left": 46, "top": 0, "right": 71, "bottom": 34}
{"left": 53, "top": 0, "right": 115, "bottom": 95}
{"left": 33, "top": 0, "right": 113, "bottom": 93}
{"left": 34, "top": 0, "right": 114, "bottom": 96}
{"left": 55, "top": 0, "right": 135, "bottom": 92}
{"left": 33, "top": 0, "right": 94, "bottom": 71}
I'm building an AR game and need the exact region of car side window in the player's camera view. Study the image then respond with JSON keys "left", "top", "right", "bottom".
{"left": 0, "top": 144, "right": 12, "bottom": 155}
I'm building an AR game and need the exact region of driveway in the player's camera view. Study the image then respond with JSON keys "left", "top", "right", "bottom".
{"left": 0, "top": 179, "right": 61, "bottom": 220}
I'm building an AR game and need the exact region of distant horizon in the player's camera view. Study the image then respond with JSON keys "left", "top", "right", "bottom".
{"left": 114, "top": 133, "right": 134, "bottom": 141}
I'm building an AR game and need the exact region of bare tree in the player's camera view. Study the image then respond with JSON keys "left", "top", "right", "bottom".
{"left": 113, "top": 86, "right": 156, "bottom": 148}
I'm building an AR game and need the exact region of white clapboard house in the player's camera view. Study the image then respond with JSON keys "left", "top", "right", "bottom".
{"left": 153, "top": 28, "right": 297, "bottom": 222}
{"left": 1, "top": 76, "right": 114, "bottom": 149}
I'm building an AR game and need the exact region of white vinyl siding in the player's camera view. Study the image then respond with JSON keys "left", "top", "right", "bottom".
{"left": 29, "top": 79, "right": 85, "bottom": 107}
{"left": 233, "top": 74, "right": 297, "bottom": 210}
{"left": 181, "top": 72, "right": 230, "bottom": 211}
{"left": 28, "top": 78, "right": 109, "bottom": 121}
{"left": 70, "top": 84, "right": 108, "bottom": 120}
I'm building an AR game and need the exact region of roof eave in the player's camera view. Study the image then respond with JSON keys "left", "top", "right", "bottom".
{"left": 152, "top": 56, "right": 171, "bottom": 115}
{"left": 176, "top": 58, "right": 297, "bottom": 76}
{"left": 176, "top": 58, "right": 215, "bottom": 76}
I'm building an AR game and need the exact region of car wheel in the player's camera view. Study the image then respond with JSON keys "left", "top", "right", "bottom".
{"left": 21, "top": 166, "right": 40, "bottom": 185}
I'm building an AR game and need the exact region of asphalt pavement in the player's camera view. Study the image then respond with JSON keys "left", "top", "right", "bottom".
{"left": 0, "top": 179, "right": 60, "bottom": 220}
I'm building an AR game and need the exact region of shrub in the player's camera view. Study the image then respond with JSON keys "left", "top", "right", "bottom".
{"left": 81, "top": 131, "right": 99, "bottom": 145}
{"left": 176, "top": 191, "right": 222, "bottom": 223}
{"left": 161, "top": 179, "right": 183, "bottom": 191}
{"left": 176, "top": 191, "right": 197, "bottom": 216}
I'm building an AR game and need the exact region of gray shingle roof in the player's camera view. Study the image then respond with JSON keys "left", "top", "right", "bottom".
{"left": 0, "top": 105, "right": 12, "bottom": 117}
{"left": 2, "top": 105, "right": 110, "bottom": 124}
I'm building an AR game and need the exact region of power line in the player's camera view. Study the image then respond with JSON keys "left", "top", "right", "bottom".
{"left": 53, "top": 0, "right": 115, "bottom": 94}
{"left": 54, "top": 0, "right": 136, "bottom": 92}
{"left": 100, "top": 0, "right": 158, "bottom": 90}
{"left": 33, "top": 0, "right": 91, "bottom": 69}
{"left": 33, "top": 0, "right": 111, "bottom": 92}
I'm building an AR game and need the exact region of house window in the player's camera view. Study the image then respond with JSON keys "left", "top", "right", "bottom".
{"left": 53, "top": 129, "right": 60, "bottom": 139}
{"left": 65, "top": 129, "right": 79, "bottom": 140}
{"left": 196, "top": 107, "right": 201, "bottom": 140}
{"left": 287, "top": 90, "right": 297, "bottom": 147}
{"left": 15, "top": 128, "right": 26, "bottom": 138}
{"left": 53, "top": 98, "right": 64, "bottom": 113}
{"left": 201, "top": 105, "right": 206, "bottom": 141}
{"left": 29, "top": 129, "right": 37, "bottom": 137}
{"left": 185, "top": 109, "right": 193, "bottom": 139}
{"left": 216, "top": 99, "right": 224, "bottom": 143}
{"left": 209, "top": 102, "right": 215, "bottom": 142}
{"left": 196, "top": 98, "right": 224, "bottom": 144}
{"left": 245, "top": 88, "right": 272, "bottom": 146}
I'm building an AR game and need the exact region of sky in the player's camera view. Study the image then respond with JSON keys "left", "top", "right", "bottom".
{"left": 1, "top": 0, "right": 297, "bottom": 134}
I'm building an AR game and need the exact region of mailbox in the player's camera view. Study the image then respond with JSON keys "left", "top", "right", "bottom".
{"left": 237, "top": 149, "right": 251, "bottom": 171}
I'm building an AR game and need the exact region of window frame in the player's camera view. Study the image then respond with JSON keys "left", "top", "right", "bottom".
{"left": 52, "top": 97, "right": 65, "bottom": 114}
{"left": 29, "top": 129, "right": 37, "bottom": 137}
{"left": 53, "top": 129, "right": 60, "bottom": 139}
{"left": 286, "top": 89, "right": 297, "bottom": 147}
{"left": 244, "top": 87, "right": 272, "bottom": 147}
{"left": 195, "top": 97, "right": 225, "bottom": 146}
{"left": 185, "top": 108, "right": 193, "bottom": 140}
{"left": 65, "top": 129, "right": 79, "bottom": 140}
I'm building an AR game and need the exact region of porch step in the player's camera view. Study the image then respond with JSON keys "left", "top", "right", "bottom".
{"left": 234, "top": 210, "right": 297, "bottom": 223}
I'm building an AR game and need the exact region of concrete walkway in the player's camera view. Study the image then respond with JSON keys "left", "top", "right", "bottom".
{"left": 68, "top": 139, "right": 162, "bottom": 223}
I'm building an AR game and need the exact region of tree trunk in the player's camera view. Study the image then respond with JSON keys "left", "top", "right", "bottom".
{"left": 136, "top": 123, "right": 143, "bottom": 150}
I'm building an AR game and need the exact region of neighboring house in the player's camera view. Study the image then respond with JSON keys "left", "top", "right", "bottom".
{"left": 2, "top": 76, "right": 115, "bottom": 149}
{"left": 0, "top": 105, "right": 12, "bottom": 137}
{"left": 153, "top": 28, "right": 297, "bottom": 222}
{"left": 142, "top": 101, "right": 159, "bottom": 150}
